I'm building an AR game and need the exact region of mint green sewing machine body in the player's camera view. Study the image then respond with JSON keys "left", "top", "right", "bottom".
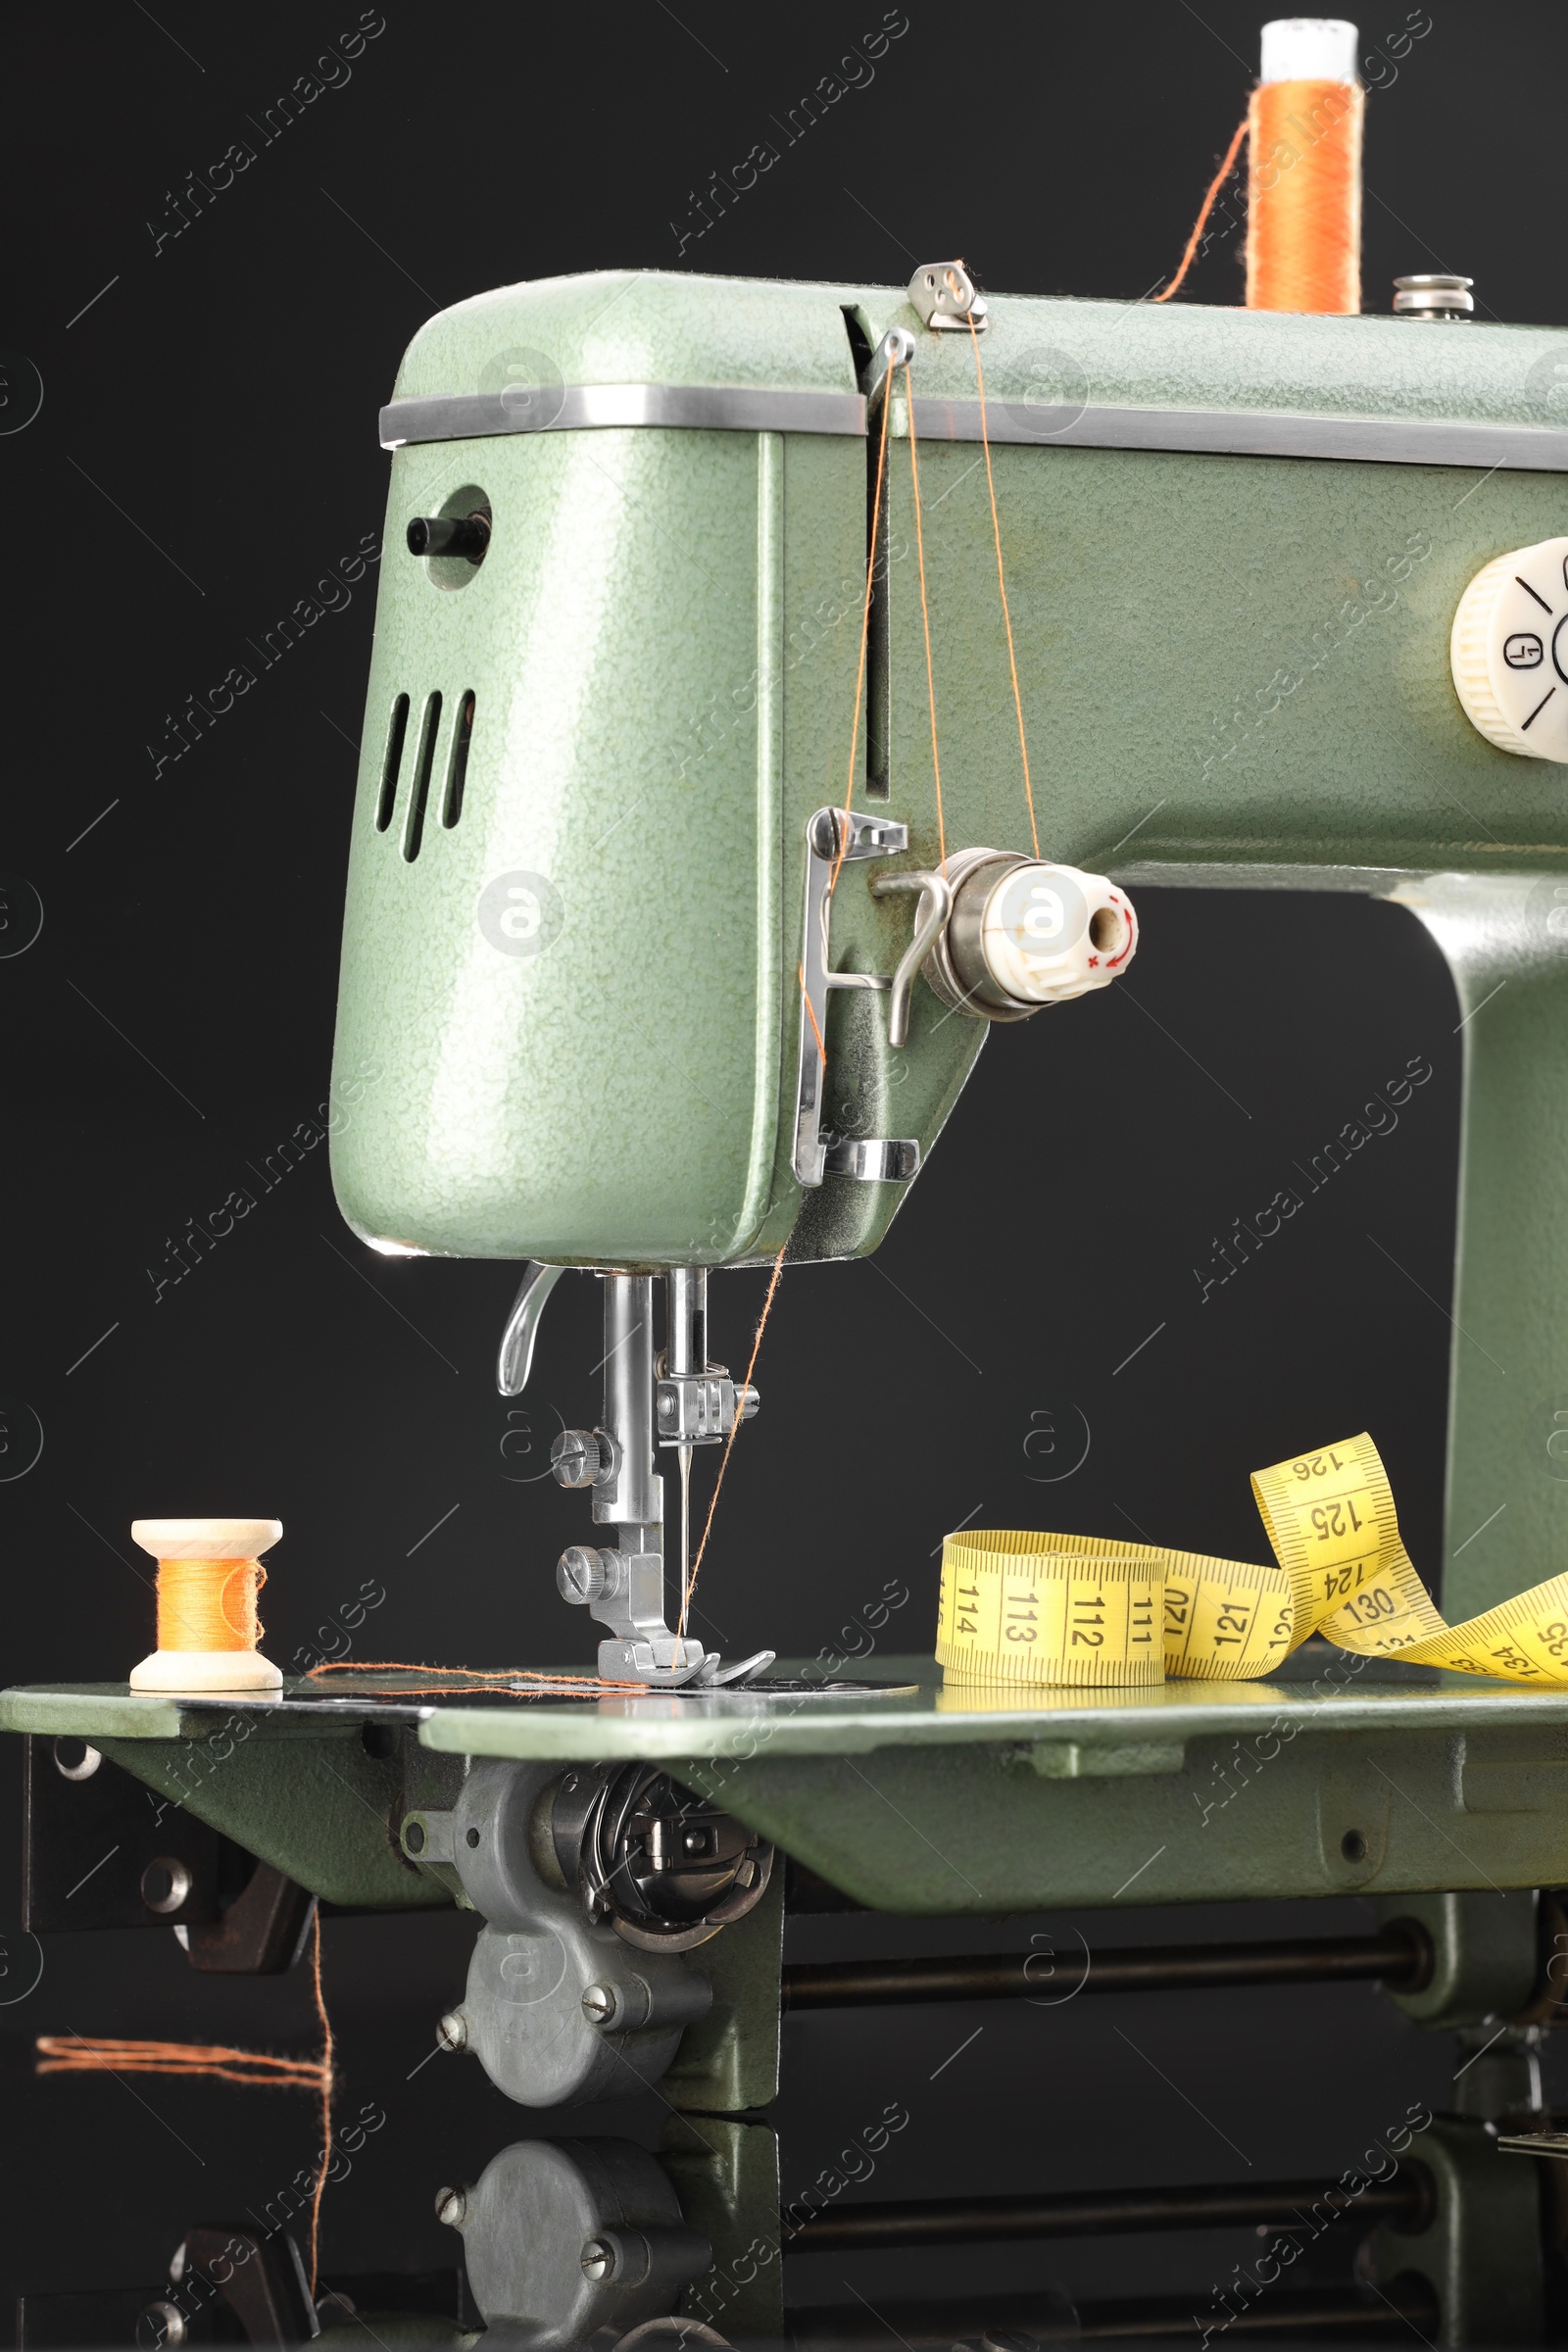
{"left": 14, "top": 270, "right": 1568, "bottom": 1950}
{"left": 332, "top": 268, "right": 1568, "bottom": 1629}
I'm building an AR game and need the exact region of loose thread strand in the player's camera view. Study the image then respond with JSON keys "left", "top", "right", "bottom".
{"left": 1154, "top": 114, "right": 1250, "bottom": 304}
{"left": 306, "top": 1661, "right": 650, "bottom": 1696}
{"left": 679, "top": 1243, "right": 787, "bottom": 1637}
{"left": 903, "top": 364, "right": 947, "bottom": 874}
{"left": 40, "top": 1928, "right": 337, "bottom": 2301}
{"left": 798, "top": 961, "right": 827, "bottom": 1069}
{"left": 35, "top": 2037, "right": 324, "bottom": 2086}
{"left": 966, "top": 313, "right": 1039, "bottom": 858}
{"left": 308, "top": 1910, "right": 333, "bottom": 2299}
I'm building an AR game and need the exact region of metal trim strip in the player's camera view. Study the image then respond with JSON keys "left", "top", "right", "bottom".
{"left": 906, "top": 395, "right": 1568, "bottom": 472}
{"left": 379, "top": 383, "right": 866, "bottom": 446}
{"left": 381, "top": 383, "right": 1568, "bottom": 474}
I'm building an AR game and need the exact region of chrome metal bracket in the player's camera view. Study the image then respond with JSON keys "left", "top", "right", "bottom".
{"left": 795, "top": 811, "right": 955, "bottom": 1186}
{"left": 907, "top": 260, "right": 989, "bottom": 332}
{"left": 794, "top": 808, "right": 905, "bottom": 1186}
{"left": 871, "top": 868, "right": 954, "bottom": 1048}
{"left": 655, "top": 1368, "right": 758, "bottom": 1446}
{"left": 558, "top": 1542, "right": 697, "bottom": 1671}
{"left": 823, "top": 1138, "right": 919, "bottom": 1181}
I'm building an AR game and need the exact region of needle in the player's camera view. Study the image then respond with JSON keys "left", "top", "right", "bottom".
{"left": 672, "top": 1442, "right": 694, "bottom": 1667}
{"left": 679, "top": 1444, "right": 692, "bottom": 1617}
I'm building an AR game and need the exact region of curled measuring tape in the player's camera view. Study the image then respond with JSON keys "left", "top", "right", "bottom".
{"left": 937, "top": 1433, "right": 1568, "bottom": 1689}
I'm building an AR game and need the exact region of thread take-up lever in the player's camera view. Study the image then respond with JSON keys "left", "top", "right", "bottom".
{"left": 862, "top": 325, "right": 916, "bottom": 412}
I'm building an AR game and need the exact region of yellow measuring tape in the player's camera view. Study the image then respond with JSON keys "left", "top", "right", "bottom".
{"left": 937, "top": 1433, "right": 1568, "bottom": 1688}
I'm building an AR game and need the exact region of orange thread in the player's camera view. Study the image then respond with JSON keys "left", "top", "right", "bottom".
{"left": 35, "top": 2035, "right": 325, "bottom": 2087}
{"left": 306, "top": 1661, "right": 651, "bottom": 1696}
{"left": 1247, "top": 78, "right": 1363, "bottom": 315}
{"left": 1155, "top": 115, "right": 1250, "bottom": 304}
{"left": 798, "top": 961, "right": 827, "bottom": 1069}
{"left": 829, "top": 375, "right": 896, "bottom": 896}
{"left": 156, "top": 1557, "right": 265, "bottom": 1652}
{"left": 678, "top": 1242, "right": 787, "bottom": 1638}
{"left": 308, "top": 1911, "right": 333, "bottom": 2296}
{"left": 966, "top": 314, "right": 1039, "bottom": 859}
{"left": 903, "top": 364, "right": 947, "bottom": 874}
{"left": 39, "top": 1925, "right": 339, "bottom": 2295}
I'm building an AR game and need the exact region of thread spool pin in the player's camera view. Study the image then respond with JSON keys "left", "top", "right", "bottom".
{"left": 1393, "top": 274, "right": 1474, "bottom": 322}
{"left": 128, "top": 1517, "right": 284, "bottom": 1692}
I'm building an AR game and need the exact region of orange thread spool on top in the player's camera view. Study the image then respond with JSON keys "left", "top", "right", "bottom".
{"left": 1247, "top": 20, "right": 1363, "bottom": 315}
{"left": 128, "top": 1517, "right": 283, "bottom": 1691}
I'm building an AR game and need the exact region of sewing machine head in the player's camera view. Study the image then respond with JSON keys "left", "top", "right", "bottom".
{"left": 329, "top": 255, "right": 1568, "bottom": 1683}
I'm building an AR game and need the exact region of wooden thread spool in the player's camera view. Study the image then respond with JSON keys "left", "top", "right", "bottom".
{"left": 128, "top": 1517, "right": 283, "bottom": 1691}
{"left": 1247, "top": 18, "right": 1363, "bottom": 316}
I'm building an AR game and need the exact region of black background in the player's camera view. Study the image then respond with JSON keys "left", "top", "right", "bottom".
{"left": 2, "top": 0, "right": 1562, "bottom": 2329}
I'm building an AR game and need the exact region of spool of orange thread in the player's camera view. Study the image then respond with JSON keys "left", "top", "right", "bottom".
{"left": 1247, "top": 18, "right": 1363, "bottom": 315}
{"left": 128, "top": 1517, "right": 283, "bottom": 1691}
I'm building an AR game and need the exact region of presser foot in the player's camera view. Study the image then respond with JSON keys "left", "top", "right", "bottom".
{"left": 596, "top": 1638, "right": 777, "bottom": 1690}
{"left": 700, "top": 1647, "right": 777, "bottom": 1688}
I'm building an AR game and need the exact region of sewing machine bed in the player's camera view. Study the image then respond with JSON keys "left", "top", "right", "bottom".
{"left": 8, "top": 1651, "right": 1568, "bottom": 1913}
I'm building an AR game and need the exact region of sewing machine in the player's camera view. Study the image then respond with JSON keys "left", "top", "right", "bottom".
{"left": 13, "top": 262, "right": 1568, "bottom": 2266}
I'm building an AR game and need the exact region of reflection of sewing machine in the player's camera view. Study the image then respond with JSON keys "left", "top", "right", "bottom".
{"left": 24, "top": 2069, "right": 1568, "bottom": 2344}
{"left": 16, "top": 251, "right": 1568, "bottom": 2177}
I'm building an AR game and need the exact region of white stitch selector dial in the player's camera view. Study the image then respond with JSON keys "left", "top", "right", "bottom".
{"left": 1450, "top": 536, "right": 1568, "bottom": 761}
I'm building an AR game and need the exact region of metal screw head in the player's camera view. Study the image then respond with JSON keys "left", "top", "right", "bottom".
{"left": 436, "top": 2008, "right": 468, "bottom": 2053}
{"left": 551, "top": 1428, "right": 602, "bottom": 1489}
{"left": 581, "top": 1982, "right": 617, "bottom": 2026}
{"left": 558, "top": 1544, "right": 608, "bottom": 1604}
{"left": 434, "top": 2185, "right": 466, "bottom": 2229}
{"left": 580, "top": 2235, "right": 616, "bottom": 2282}
{"left": 808, "top": 808, "right": 844, "bottom": 858}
